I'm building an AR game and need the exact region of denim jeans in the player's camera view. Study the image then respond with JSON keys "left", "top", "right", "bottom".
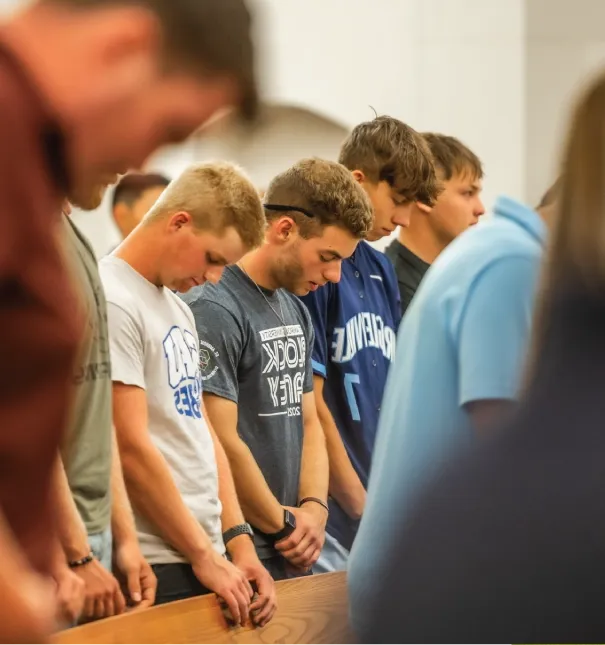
{"left": 88, "top": 527, "right": 112, "bottom": 571}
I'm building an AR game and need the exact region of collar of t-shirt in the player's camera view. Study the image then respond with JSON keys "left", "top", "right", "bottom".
{"left": 388, "top": 239, "right": 430, "bottom": 273}
{"left": 493, "top": 195, "right": 547, "bottom": 247}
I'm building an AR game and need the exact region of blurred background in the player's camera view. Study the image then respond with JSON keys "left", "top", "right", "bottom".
{"left": 2, "top": 0, "right": 603, "bottom": 255}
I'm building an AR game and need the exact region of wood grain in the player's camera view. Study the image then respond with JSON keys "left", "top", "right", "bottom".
{"left": 53, "top": 571, "right": 355, "bottom": 644}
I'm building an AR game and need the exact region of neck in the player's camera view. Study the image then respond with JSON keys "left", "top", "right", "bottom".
{"left": 115, "top": 226, "right": 164, "bottom": 287}
{"left": 238, "top": 244, "right": 279, "bottom": 290}
{"left": 398, "top": 218, "right": 448, "bottom": 265}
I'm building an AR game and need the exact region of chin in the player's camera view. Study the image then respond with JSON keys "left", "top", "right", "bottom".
{"left": 365, "top": 230, "right": 382, "bottom": 243}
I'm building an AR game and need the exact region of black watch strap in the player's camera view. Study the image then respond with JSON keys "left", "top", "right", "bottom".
{"left": 267, "top": 509, "right": 296, "bottom": 542}
{"left": 222, "top": 523, "right": 254, "bottom": 547}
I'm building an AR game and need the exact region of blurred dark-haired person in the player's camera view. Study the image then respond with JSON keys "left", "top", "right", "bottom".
{"left": 112, "top": 172, "right": 171, "bottom": 241}
{"left": 348, "top": 178, "right": 560, "bottom": 639}
{"left": 185, "top": 158, "right": 373, "bottom": 580}
{"left": 0, "top": 0, "right": 256, "bottom": 639}
{"left": 385, "top": 133, "right": 485, "bottom": 314}
{"left": 299, "top": 117, "right": 439, "bottom": 573}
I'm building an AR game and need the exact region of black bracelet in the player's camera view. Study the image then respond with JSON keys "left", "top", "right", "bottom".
{"left": 299, "top": 497, "right": 329, "bottom": 514}
{"left": 68, "top": 551, "right": 95, "bottom": 569}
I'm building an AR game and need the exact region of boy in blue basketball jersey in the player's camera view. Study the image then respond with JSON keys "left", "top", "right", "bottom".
{"left": 299, "top": 116, "right": 440, "bottom": 572}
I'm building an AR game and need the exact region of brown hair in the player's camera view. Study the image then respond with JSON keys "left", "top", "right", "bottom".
{"left": 339, "top": 116, "right": 440, "bottom": 207}
{"left": 264, "top": 158, "right": 373, "bottom": 240}
{"left": 145, "top": 161, "right": 265, "bottom": 250}
{"left": 47, "top": 0, "right": 257, "bottom": 119}
{"left": 112, "top": 172, "right": 171, "bottom": 209}
{"left": 422, "top": 133, "right": 483, "bottom": 182}
{"left": 524, "top": 72, "right": 605, "bottom": 388}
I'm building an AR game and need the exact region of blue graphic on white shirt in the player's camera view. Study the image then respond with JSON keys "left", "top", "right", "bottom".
{"left": 163, "top": 326, "right": 202, "bottom": 419}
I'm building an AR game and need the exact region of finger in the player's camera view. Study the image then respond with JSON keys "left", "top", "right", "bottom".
{"left": 127, "top": 568, "right": 142, "bottom": 605}
{"left": 83, "top": 593, "right": 95, "bottom": 620}
{"left": 257, "top": 597, "right": 277, "bottom": 627}
{"left": 221, "top": 591, "right": 241, "bottom": 626}
{"left": 280, "top": 534, "right": 313, "bottom": 563}
{"left": 294, "top": 541, "right": 318, "bottom": 569}
{"left": 114, "top": 586, "right": 127, "bottom": 615}
{"left": 241, "top": 575, "right": 254, "bottom": 599}
{"left": 235, "top": 586, "right": 251, "bottom": 626}
{"left": 307, "top": 547, "right": 322, "bottom": 568}
{"left": 274, "top": 528, "right": 304, "bottom": 552}
{"left": 93, "top": 597, "right": 106, "bottom": 620}
{"left": 104, "top": 592, "right": 115, "bottom": 618}
{"left": 138, "top": 571, "right": 157, "bottom": 609}
{"left": 251, "top": 594, "right": 272, "bottom": 626}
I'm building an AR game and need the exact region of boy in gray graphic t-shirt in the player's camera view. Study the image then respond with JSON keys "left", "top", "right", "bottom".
{"left": 183, "top": 266, "right": 314, "bottom": 562}
{"left": 183, "top": 159, "right": 373, "bottom": 580}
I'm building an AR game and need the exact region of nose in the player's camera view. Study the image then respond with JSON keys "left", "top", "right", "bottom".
{"left": 324, "top": 262, "right": 342, "bottom": 284}
{"left": 393, "top": 204, "right": 412, "bottom": 228}
{"left": 475, "top": 198, "right": 486, "bottom": 217}
{"left": 205, "top": 266, "right": 225, "bottom": 285}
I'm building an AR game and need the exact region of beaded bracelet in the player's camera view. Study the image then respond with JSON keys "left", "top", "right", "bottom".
{"left": 68, "top": 551, "right": 95, "bottom": 568}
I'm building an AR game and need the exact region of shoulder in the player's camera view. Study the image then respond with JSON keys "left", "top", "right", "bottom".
{"left": 284, "top": 291, "right": 313, "bottom": 328}
{"left": 182, "top": 282, "right": 247, "bottom": 337}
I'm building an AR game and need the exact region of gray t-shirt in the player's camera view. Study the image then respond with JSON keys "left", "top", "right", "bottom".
{"left": 99, "top": 256, "right": 224, "bottom": 565}
{"left": 60, "top": 216, "right": 112, "bottom": 535}
{"left": 181, "top": 266, "right": 314, "bottom": 559}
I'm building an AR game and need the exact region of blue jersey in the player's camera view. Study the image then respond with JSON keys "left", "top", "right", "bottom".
{"left": 299, "top": 241, "right": 401, "bottom": 549}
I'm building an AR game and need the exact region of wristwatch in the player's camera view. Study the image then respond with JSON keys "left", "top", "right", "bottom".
{"left": 222, "top": 523, "right": 254, "bottom": 547}
{"left": 267, "top": 508, "right": 296, "bottom": 542}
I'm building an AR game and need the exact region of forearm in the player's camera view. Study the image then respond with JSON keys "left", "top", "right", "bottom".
{"left": 109, "top": 429, "right": 137, "bottom": 546}
{"left": 53, "top": 455, "right": 89, "bottom": 561}
{"left": 218, "top": 437, "right": 284, "bottom": 534}
{"left": 207, "top": 423, "right": 257, "bottom": 561}
{"left": 0, "top": 513, "right": 54, "bottom": 643}
{"left": 298, "top": 417, "right": 329, "bottom": 502}
{"left": 322, "top": 414, "right": 366, "bottom": 517}
{"left": 119, "top": 440, "right": 213, "bottom": 562}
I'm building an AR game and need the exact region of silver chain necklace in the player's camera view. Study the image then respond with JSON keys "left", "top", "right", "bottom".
{"left": 237, "top": 263, "right": 289, "bottom": 334}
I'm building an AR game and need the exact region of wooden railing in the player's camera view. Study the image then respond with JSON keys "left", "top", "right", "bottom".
{"left": 53, "top": 571, "right": 354, "bottom": 644}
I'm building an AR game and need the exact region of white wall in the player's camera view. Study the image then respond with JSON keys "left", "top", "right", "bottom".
{"left": 525, "top": 0, "right": 605, "bottom": 204}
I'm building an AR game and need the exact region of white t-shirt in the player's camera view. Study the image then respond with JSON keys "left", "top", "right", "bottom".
{"left": 99, "top": 256, "right": 224, "bottom": 564}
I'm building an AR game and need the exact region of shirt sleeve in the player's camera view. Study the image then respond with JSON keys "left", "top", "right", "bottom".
{"left": 187, "top": 297, "right": 244, "bottom": 403}
{"left": 298, "top": 285, "right": 331, "bottom": 378}
{"left": 106, "top": 301, "right": 146, "bottom": 389}
{"left": 457, "top": 255, "right": 540, "bottom": 407}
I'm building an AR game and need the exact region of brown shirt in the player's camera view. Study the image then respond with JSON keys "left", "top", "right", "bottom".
{"left": 0, "top": 43, "right": 80, "bottom": 573}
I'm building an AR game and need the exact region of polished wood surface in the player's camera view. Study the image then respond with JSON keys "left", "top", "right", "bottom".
{"left": 53, "top": 571, "right": 354, "bottom": 644}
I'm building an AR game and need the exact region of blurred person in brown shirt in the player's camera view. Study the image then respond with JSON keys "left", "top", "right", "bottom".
{"left": 0, "top": 0, "right": 256, "bottom": 640}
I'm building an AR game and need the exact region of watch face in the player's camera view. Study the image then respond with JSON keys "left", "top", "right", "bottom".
{"left": 285, "top": 509, "right": 297, "bottom": 530}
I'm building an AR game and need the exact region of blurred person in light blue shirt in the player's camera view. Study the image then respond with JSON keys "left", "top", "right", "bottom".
{"left": 348, "top": 184, "right": 560, "bottom": 639}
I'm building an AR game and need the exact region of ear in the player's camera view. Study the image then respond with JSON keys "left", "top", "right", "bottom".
{"left": 351, "top": 170, "right": 366, "bottom": 185}
{"left": 416, "top": 201, "right": 433, "bottom": 215}
{"left": 167, "top": 211, "right": 193, "bottom": 232}
{"left": 268, "top": 217, "right": 296, "bottom": 243}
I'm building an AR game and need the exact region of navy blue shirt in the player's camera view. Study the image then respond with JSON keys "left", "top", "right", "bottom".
{"left": 300, "top": 241, "right": 401, "bottom": 549}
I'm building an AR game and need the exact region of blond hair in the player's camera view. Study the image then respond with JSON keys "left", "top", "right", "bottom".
{"left": 145, "top": 162, "right": 265, "bottom": 250}
{"left": 264, "top": 158, "right": 373, "bottom": 239}
{"left": 339, "top": 116, "right": 441, "bottom": 207}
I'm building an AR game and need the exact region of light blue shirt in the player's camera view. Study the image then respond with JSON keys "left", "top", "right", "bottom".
{"left": 348, "top": 196, "right": 546, "bottom": 633}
